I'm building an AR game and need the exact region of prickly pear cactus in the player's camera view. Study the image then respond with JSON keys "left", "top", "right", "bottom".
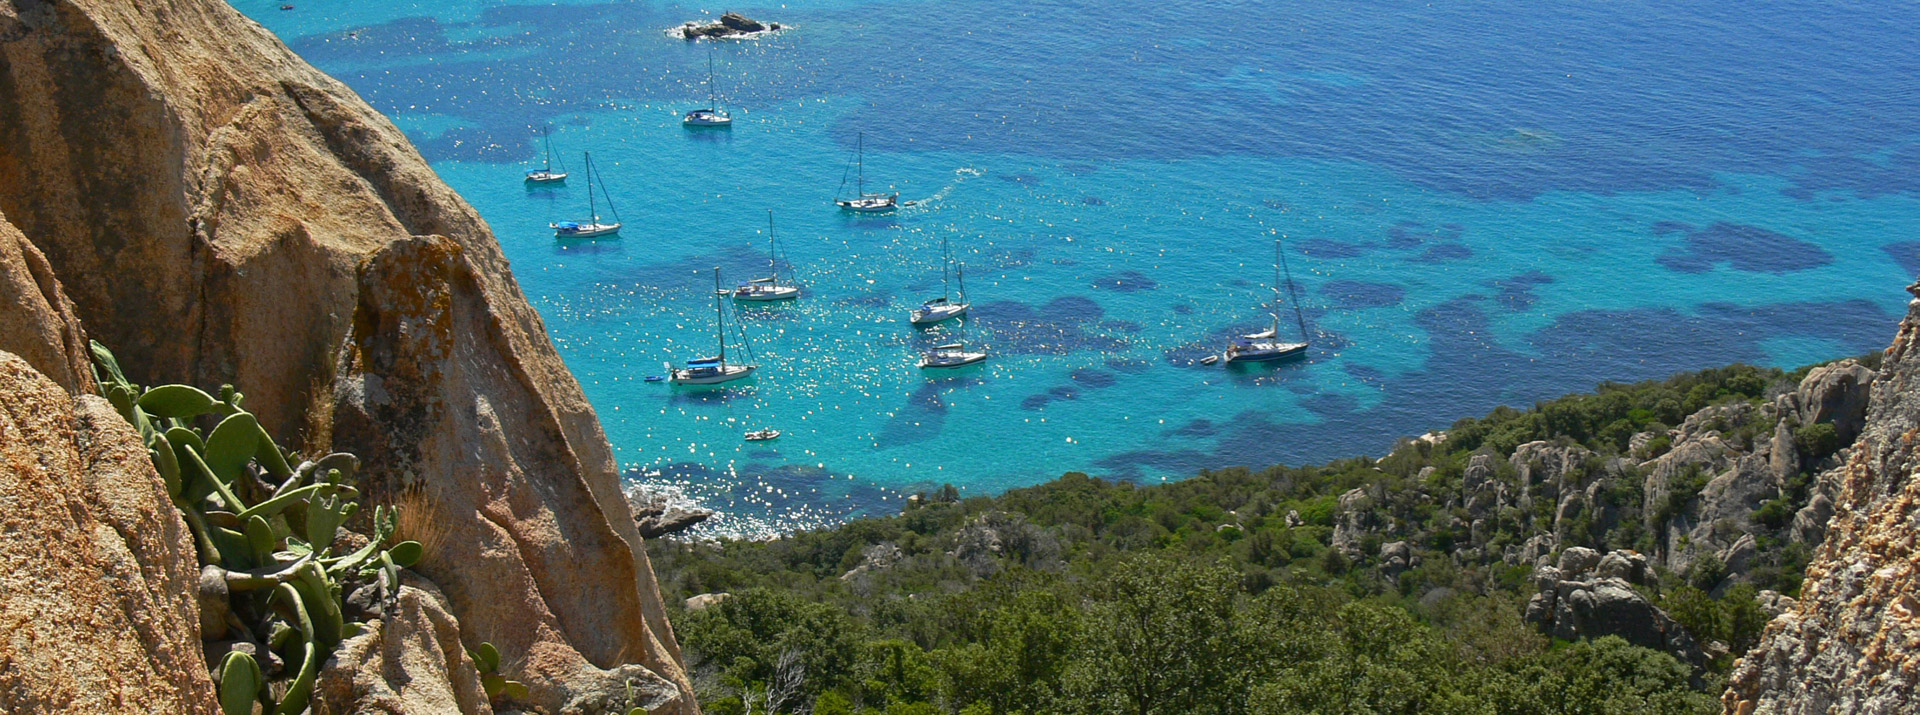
{"left": 90, "top": 341, "right": 427, "bottom": 714}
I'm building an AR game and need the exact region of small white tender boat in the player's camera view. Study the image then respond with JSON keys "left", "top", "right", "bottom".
{"left": 744, "top": 429, "right": 781, "bottom": 441}
{"left": 919, "top": 343, "right": 987, "bottom": 369}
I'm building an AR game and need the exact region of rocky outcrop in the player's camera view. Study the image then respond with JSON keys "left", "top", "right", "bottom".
{"left": 0, "top": 0, "right": 694, "bottom": 711}
{"left": 675, "top": 12, "right": 780, "bottom": 40}
{"left": 630, "top": 485, "right": 716, "bottom": 539}
{"left": 0, "top": 352, "right": 217, "bottom": 712}
{"left": 1525, "top": 548, "right": 1704, "bottom": 667}
{"left": 0, "top": 211, "right": 92, "bottom": 393}
{"left": 1725, "top": 288, "right": 1920, "bottom": 713}
{"left": 315, "top": 577, "right": 491, "bottom": 715}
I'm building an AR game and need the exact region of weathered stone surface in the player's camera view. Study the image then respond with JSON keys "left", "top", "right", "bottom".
{"left": 1725, "top": 286, "right": 1920, "bottom": 714}
{"left": 0, "top": 210, "right": 92, "bottom": 393}
{"left": 630, "top": 485, "right": 716, "bottom": 539}
{"left": 0, "top": 0, "right": 695, "bottom": 710}
{"left": 1525, "top": 550, "right": 1705, "bottom": 667}
{"left": 0, "top": 352, "right": 216, "bottom": 712}
{"left": 314, "top": 578, "right": 492, "bottom": 715}
{"left": 333, "top": 236, "right": 689, "bottom": 712}
{"left": 685, "top": 593, "right": 732, "bottom": 612}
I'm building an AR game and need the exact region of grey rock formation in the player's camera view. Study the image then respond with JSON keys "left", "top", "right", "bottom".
{"left": 1525, "top": 549, "right": 1705, "bottom": 667}
{"left": 841, "top": 543, "right": 905, "bottom": 581}
{"left": 684, "top": 593, "right": 732, "bottom": 612}
{"left": 629, "top": 486, "right": 716, "bottom": 539}
{"left": 1724, "top": 291, "right": 1920, "bottom": 713}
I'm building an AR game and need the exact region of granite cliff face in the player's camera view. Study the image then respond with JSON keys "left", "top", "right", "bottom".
{"left": 0, "top": 0, "right": 694, "bottom": 711}
{"left": 0, "top": 352, "right": 217, "bottom": 712}
{"left": 1724, "top": 285, "right": 1920, "bottom": 713}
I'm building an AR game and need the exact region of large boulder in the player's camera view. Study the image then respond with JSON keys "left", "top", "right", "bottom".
{"left": 1725, "top": 285, "right": 1920, "bottom": 713}
{"left": 314, "top": 578, "right": 492, "bottom": 714}
{"left": 1525, "top": 554, "right": 1705, "bottom": 667}
{"left": 0, "top": 0, "right": 695, "bottom": 711}
{"left": 0, "top": 211, "right": 92, "bottom": 393}
{"left": 0, "top": 352, "right": 217, "bottom": 712}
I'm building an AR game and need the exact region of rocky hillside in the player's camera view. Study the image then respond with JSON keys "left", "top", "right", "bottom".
{"left": 0, "top": 0, "right": 694, "bottom": 711}
{"left": 647, "top": 346, "right": 1893, "bottom": 712}
{"left": 1724, "top": 284, "right": 1920, "bottom": 713}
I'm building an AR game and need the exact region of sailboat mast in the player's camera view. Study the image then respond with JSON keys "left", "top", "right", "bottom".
{"left": 767, "top": 210, "right": 777, "bottom": 279}
{"left": 856, "top": 132, "right": 866, "bottom": 196}
{"left": 707, "top": 48, "right": 718, "bottom": 111}
{"left": 541, "top": 126, "right": 553, "bottom": 172}
{"left": 584, "top": 153, "right": 597, "bottom": 222}
{"left": 713, "top": 267, "right": 727, "bottom": 364}
{"left": 1276, "top": 236, "right": 1309, "bottom": 342}
{"left": 957, "top": 262, "right": 966, "bottom": 302}
{"left": 941, "top": 234, "right": 951, "bottom": 299}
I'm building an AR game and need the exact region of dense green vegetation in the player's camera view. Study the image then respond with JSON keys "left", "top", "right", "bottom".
{"left": 651, "top": 357, "right": 1873, "bottom": 714}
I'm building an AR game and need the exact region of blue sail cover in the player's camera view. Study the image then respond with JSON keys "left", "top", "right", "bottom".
{"left": 555, "top": 221, "right": 581, "bottom": 229}
{"left": 686, "top": 357, "right": 723, "bottom": 367}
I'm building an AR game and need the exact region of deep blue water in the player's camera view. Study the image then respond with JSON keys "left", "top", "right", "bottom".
{"left": 239, "top": 0, "right": 1920, "bottom": 537}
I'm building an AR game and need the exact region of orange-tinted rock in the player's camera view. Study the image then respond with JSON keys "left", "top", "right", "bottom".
{"left": 0, "top": 352, "right": 216, "bottom": 712}
{"left": 1724, "top": 284, "right": 1920, "bottom": 713}
{"left": 0, "top": 0, "right": 694, "bottom": 711}
{"left": 0, "top": 210, "right": 92, "bottom": 394}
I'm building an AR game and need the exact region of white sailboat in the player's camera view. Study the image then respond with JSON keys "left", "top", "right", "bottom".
{"left": 524, "top": 125, "right": 568, "bottom": 184}
{"left": 735, "top": 210, "right": 800, "bottom": 301}
{"left": 1223, "top": 238, "right": 1310, "bottom": 364}
{"left": 910, "top": 235, "right": 969, "bottom": 324}
{"left": 683, "top": 48, "right": 733, "bottom": 127}
{"left": 919, "top": 342, "right": 987, "bottom": 369}
{"left": 550, "top": 152, "right": 621, "bottom": 238}
{"left": 835, "top": 132, "right": 899, "bottom": 213}
{"left": 671, "top": 268, "right": 758, "bottom": 385}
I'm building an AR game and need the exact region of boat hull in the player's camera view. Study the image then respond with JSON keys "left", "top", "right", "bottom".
{"left": 553, "top": 222, "right": 621, "bottom": 238}
{"left": 684, "top": 111, "right": 733, "bottom": 127}
{"left": 524, "top": 171, "right": 568, "bottom": 184}
{"left": 837, "top": 198, "right": 898, "bottom": 213}
{"left": 919, "top": 353, "right": 986, "bottom": 369}
{"left": 670, "top": 364, "right": 755, "bottom": 385}
{"left": 734, "top": 286, "right": 800, "bottom": 301}
{"left": 910, "top": 303, "right": 969, "bottom": 324}
{"left": 1224, "top": 342, "right": 1308, "bottom": 363}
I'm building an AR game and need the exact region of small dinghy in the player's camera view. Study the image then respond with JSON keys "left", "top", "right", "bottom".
{"left": 644, "top": 375, "right": 666, "bottom": 382}
{"left": 1199, "top": 355, "right": 1220, "bottom": 365}
{"left": 744, "top": 429, "right": 781, "bottom": 441}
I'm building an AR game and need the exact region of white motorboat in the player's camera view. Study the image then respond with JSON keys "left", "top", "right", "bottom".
{"left": 1222, "top": 238, "right": 1311, "bottom": 364}
{"left": 835, "top": 132, "right": 899, "bottom": 213}
{"left": 910, "top": 236, "right": 969, "bottom": 324}
{"left": 919, "top": 343, "right": 986, "bottom": 369}
{"left": 684, "top": 48, "right": 733, "bottom": 127}
{"left": 744, "top": 429, "right": 781, "bottom": 441}
{"left": 551, "top": 152, "right": 621, "bottom": 238}
{"left": 671, "top": 268, "right": 759, "bottom": 385}
{"left": 735, "top": 210, "right": 800, "bottom": 301}
{"left": 524, "top": 125, "right": 568, "bottom": 184}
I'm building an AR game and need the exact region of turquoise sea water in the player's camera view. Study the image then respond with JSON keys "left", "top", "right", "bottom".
{"left": 240, "top": 0, "right": 1920, "bottom": 536}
